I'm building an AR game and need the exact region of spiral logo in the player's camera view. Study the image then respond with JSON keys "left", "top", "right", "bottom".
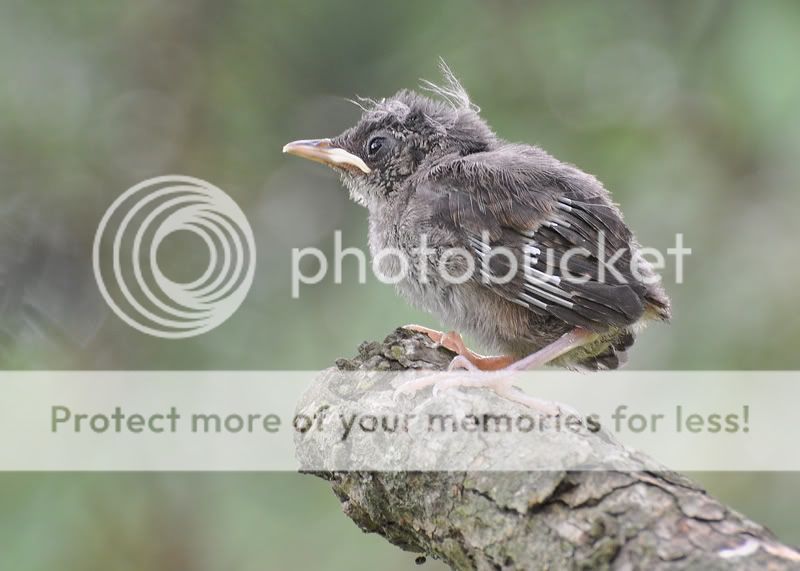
{"left": 93, "top": 175, "right": 256, "bottom": 338}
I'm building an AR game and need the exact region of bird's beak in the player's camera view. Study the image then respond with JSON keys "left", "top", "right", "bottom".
{"left": 282, "top": 138, "right": 371, "bottom": 174}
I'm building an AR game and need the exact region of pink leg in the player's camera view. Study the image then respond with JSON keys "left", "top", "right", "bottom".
{"left": 446, "top": 328, "right": 596, "bottom": 372}
{"left": 396, "top": 328, "right": 597, "bottom": 413}
{"left": 504, "top": 328, "right": 596, "bottom": 371}
{"left": 402, "top": 324, "right": 516, "bottom": 370}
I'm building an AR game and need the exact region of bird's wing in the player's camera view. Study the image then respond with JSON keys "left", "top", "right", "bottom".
{"left": 416, "top": 145, "right": 651, "bottom": 331}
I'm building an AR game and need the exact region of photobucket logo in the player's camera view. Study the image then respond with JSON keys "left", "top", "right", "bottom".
{"left": 93, "top": 175, "right": 256, "bottom": 338}
{"left": 291, "top": 231, "right": 691, "bottom": 298}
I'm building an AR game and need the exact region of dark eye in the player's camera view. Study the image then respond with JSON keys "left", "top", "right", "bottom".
{"left": 367, "top": 136, "right": 386, "bottom": 156}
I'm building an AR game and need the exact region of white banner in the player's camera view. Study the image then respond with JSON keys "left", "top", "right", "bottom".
{"left": 0, "top": 371, "right": 793, "bottom": 471}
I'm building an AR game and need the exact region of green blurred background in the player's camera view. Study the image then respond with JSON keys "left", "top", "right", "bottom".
{"left": 1, "top": 0, "right": 799, "bottom": 568}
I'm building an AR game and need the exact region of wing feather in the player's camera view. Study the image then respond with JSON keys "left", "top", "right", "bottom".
{"left": 417, "top": 145, "right": 654, "bottom": 331}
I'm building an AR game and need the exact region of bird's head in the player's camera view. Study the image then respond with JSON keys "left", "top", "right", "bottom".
{"left": 283, "top": 64, "right": 495, "bottom": 206}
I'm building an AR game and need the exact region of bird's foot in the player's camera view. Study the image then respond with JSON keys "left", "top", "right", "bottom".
{"left": 402, "top": 325, "right": 515, "bottom": 371}
{"left": 394, "top": 327, "right": 599, "bottom": 415}
{"left": 393, "top": 365, "right": 562, "bottom": 416}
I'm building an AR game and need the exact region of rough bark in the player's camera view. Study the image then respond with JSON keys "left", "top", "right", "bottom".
{"left": 295, "top": 327, "right": 800, "bottom": 570}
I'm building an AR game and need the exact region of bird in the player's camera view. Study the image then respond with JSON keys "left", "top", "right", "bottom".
{"left": 283, "top": 63, "right": 670, "bottom": 406}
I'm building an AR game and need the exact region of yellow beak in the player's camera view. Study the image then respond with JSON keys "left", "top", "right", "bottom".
{"left": 282, "top": 138, "right": 371, "bottom": 174}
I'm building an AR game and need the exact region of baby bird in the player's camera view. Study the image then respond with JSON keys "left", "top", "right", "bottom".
{"left": 284, "top": 65, "right": 670, "bottom": 404}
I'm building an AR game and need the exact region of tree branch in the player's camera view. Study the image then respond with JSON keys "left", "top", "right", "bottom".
{"left": 295, "top": 328, "right": 800, "bottom": 570}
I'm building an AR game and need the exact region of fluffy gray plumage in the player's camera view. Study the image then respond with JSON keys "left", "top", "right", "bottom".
{"left": 330, "top": 66, "right": 670, "bottom": 370}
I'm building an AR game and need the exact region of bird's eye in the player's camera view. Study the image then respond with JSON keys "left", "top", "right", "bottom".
{"left": 367, "top": 136, "right": 386, "bottom": 156}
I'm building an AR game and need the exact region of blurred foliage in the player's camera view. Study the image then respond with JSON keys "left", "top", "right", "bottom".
{"left": 1, "top": 0, "right": 799, "bottom": 568}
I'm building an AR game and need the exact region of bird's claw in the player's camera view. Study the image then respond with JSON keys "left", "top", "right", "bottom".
{"left": 392, "top": 370, "right": 459, "bottom": 401}
{"left": 446, "top": 354, "right": 476, "bottom": 371}
{"left": 393, "top": 362, "right": 564, "bottom": 417}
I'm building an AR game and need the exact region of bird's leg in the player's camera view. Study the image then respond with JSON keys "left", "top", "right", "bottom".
{"left": 402, "top": 324, "right": 516, "bottom": 370}
{"left": 394, "top": 362, "right": 564, "bottom": 415}
{"left": 450, "top": 327, "right": 597, "bottom": 372}
{"left": 395, "top": 328, "right": 596, "bottom": 414}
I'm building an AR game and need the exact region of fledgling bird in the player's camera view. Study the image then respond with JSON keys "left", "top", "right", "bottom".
{"left": 284, "top": 64, "right": 670, "bottom": 403}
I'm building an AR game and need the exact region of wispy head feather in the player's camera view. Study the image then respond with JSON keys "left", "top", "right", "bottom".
{"left": 344, "top": 95, "right": 379, "bottom": 112}
{"left": 419, "top": 58, "right": 480, "bottom": 113}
